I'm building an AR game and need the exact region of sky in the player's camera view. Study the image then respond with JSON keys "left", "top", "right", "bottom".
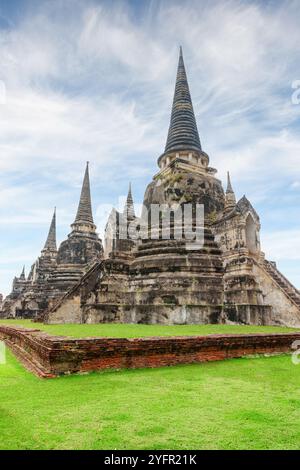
{"left": 0, "top": 0, "right": 300, "bottom": 296}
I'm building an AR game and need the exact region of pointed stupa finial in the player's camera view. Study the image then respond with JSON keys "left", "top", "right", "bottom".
{"left": 226, "top": 172, "right": 234, "bottom": 193}
{"left": 123, "top": 182, "right": 135, "bottom": 220}
{"left": 164, "top": 46, "right": 202, "bottom": 155}
{"left": 43, "top": 207, "right": 57, "bottom": 252}
{"left": 225, "top": 171, "right": 236, "bottom": 210}
{"left": 20, "top": 265, "right": 25, "bottom": 279}
{"left": 73, "top": 162, "right": 95, "bottom": 226}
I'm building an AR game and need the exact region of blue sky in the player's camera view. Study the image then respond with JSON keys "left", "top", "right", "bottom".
{"left": 0, "top": 0, "right": 300, "bottom": 296}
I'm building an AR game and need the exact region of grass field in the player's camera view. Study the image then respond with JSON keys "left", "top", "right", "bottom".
{"left": 0, "top": 319, "right": 299, "bottom": 338}
{"left": 1, "top": 320, "right": 300, "bottom": 449}
{"left": 0, "top": 348, "right": 300, "bottom": 450}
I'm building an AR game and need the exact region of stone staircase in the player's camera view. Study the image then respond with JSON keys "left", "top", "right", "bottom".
{"left": 264, "top": 260, "right": 300, "bottom": 309}
{"left": 45, "top": 261, "right": 104, "bottom": 318}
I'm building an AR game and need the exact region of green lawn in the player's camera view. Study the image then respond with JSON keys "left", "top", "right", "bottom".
{"left": 0, "top": 319, "right": 299, "bottom": 338}
{"left": 0, "top": 349, "right": 299, "bottom": 449}
{"left": 1, "top": 320, "right": 300, "bottom": 449}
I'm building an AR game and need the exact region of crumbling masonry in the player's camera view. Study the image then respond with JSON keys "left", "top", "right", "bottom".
{"left": 2, "top": 48, "right": 300, "bottom": 327}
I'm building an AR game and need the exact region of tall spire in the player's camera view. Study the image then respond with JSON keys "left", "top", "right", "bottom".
{"left": 123, "top": 183, "right": 135, "bottom": 220}
{"left": 225, "top": 171, "right": 236, "bottom": 210}
{"left": 20, "top": 265, "right": 25, "bottom": 280}
{"left": 73, "top": 162, "right": 94, "bottom": 226}
{"left": 43, "top": 207, "right": 57, "bottom": 252}
{"left": 226, "top": 172, "right": 234, "bottom": 194}
{"left": 164, "top": 46, "right": 202, "bottom": 154}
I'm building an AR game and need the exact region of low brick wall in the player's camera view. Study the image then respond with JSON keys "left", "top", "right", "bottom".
{"left": 0, "top": 325, "right": 299, "bottom": 378}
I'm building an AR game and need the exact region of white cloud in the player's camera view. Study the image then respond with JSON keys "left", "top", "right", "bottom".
{"left": 262, "top": 229, "right": 300, "bottom": 261}
{"left": 1, "top": 0, "right": 300, "bottom": 295}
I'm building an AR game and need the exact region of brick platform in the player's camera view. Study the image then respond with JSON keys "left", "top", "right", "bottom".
{"left": 0, "top": 325, "right": 299, "bottom": 378}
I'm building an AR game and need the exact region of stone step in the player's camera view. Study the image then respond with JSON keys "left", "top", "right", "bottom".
{"left": 264, "top": 261, "right": 300, "bottom": 308}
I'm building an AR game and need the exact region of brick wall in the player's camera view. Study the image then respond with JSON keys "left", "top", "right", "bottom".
{"left": 0, "top": 325, "right": 299, "bottom": 378}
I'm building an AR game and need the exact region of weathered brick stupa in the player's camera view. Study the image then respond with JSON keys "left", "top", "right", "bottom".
{"left": 1, "top": 48, "right": 300, "bottom": 326}
{"left": 1, "top": 163, "right": 103, "bottom": 318}
{"left": 44, "top": 48, "right": 300, "bottom": 327}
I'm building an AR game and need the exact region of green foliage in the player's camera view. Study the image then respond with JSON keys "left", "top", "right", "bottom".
{"left": 208, "top": 210, "right": 217, "bottom": 224}
{"left": 182, "top": 194, "right": 193, "bottom": 203}
{"left": 171, "top": 173, "right": 183, "bottom": 184}
{"left": 164, "top": 173, "right": 183, "bottom": 187}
